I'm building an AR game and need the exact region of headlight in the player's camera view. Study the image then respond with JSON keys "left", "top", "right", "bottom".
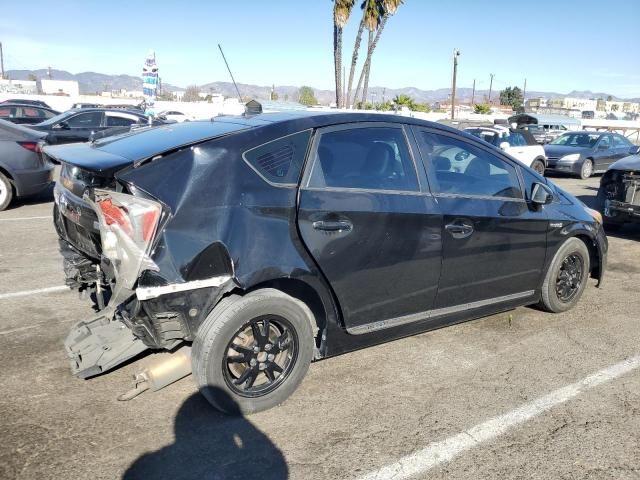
{"left": 585, "top": 206, "right": 602, "bottom": 224}
{"left": 560, "top": 153, "right": 581, "bottom": 161}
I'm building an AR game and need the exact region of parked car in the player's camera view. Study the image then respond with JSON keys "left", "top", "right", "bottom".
{"left": 0, "top": 103, "right": 60, "bottom": 125}
{"left": 47, "top": 113, "right": 607, "bottom": 414}
{"left": 0, "top": 98, "right": 53, "bottom": 109}
{"left": 464, "top": 125, "right": 547, "bottom": 175}
{"left": 522, "top": 124, "right": 554, "bottom": 144}
{"left": 0, "top": 119, "right": 53, "bottom": 211}
{"left": 29, "top": 108, "right": 150, "bottom": 145}
{"left": 544, "top": 131, "right": 638, "bottom": 179}
{"left": 71, "top": 103, "right": 103, "bottom": 109}
{"left": 158, "top": 110, "right": 189, "bottom": 122}
{"left": 596, "top": 153, "right": 640, "bottom": 230}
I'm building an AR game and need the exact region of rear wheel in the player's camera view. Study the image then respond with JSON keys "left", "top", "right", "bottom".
{"left": 531, "top": 159, "right": 545, "bottom": 176}
{"left": 0, "top": 172, "right": 14, "bottom": 211}
{"left": 579, "top": 159, "right": 593, "bottom": 179}
{"left": 192, "top": 289, "right": 315, "bottom": 415}
{"left": 538, "top": 238, "right": 590, "bottom": 313}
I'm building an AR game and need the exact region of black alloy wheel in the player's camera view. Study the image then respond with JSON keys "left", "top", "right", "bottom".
{"left": 555, "top": 254, "right": 584, "bottom": 303}
{"left": 223, "top": 316, "right": 298, "bottom": 397}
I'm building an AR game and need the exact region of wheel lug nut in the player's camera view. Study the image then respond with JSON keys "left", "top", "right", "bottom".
{"left": 264, "top": 344, "right": 272, "bottom": 351}
{"left": 253, "top": 346, "right": 260, "bottom": 353}
{"left": 259, "top": 363, "right": 266, "bottom": 370}
{"left": 267, "top": 354, "right": 275, "bottom": 361}
{"left": 249, "top": 359, "right": 257, "bottom": 367}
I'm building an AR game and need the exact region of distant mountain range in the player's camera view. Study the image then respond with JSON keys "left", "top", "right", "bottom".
{"left": 6, "top": 69, "right": 638, "bottom": 104}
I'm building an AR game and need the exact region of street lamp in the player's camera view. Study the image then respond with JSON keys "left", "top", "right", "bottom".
{"left": 451, "top": 49, "right": 460, "bottom": 120}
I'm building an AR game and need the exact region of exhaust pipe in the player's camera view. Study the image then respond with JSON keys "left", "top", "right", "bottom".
{"left": 118, "top": 347, "right": 192, "bottom": 401}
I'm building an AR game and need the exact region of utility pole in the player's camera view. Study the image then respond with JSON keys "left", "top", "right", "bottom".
{"left": 523, "top": 78, "right": 527, "bottom": 99}
{"left": 488, "top": 73, "right": 495, "bottom": 105}
{"left": 471, "top": 79, "right": 476, "bottom": 106}
{"left": 450, "top": 49, "right": 460, "bottom": 119}
{"left": 382, "top": 87, "right": 386, "bottom": 103}
{"left": 0, "top": 42, "right": 4, "bottom": 79}
{"left": 47, "top": 66, "right": 52, "bottom": 79}
{"left": 342, "top": 66, "right": 346, "bottom": 109}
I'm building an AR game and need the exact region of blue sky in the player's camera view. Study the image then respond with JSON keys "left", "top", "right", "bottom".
{"left": 2, "top": 0, "right": 639, "bottom": 97}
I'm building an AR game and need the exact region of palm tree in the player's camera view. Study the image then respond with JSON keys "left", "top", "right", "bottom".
{"left": 345, "top": 0, "right": 374, "bottom": 109}
{"left": 353, "top": 0, "right": 402, "bottom": 106}
{"left": 393, "top": 94, "right": 414, "bottom": 110}
{"left": 333, "top": 0, "right": 356, "bottom": 108}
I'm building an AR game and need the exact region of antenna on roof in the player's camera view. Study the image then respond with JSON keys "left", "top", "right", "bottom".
{"left": 217, "top": 44, "right": 243, "bottom": 102}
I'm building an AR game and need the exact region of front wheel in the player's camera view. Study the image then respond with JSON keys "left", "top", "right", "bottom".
{"left": 192, "top": 289, "right": 315, "bottom": 415}
{"left": 531, "top": 159, "right": 546, "bottom": 176}
{"left": 579, "top": 159, "right": 593, "bottom": 179}
{"left": 538, "top": 238, "right": 590, "bottom": 313}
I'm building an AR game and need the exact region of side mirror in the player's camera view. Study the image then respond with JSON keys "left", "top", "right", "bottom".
{"left": 630, "top": 145, "right": 640, "bottom": 155}
{"left": 54, "top": 121, "right": 70, "bottom": 130}
{"left": 531, "top": 182, "right": 554, "bottom": 206}
{"left": 499, "top": 141, "right": 510, "bottom": 150}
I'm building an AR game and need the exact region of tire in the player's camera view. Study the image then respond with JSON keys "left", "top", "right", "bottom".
{"left": 579, "top": 159, "right": 593, "bottom": 179}
{"left": 531, "top": 159, "right": 545, "bottom": 176}
{"left": 538, "top": 238, "right": 590, "bottom": 313}
{"left": 192, "top": 289, "right": 315, "bottom": 415}
{"left": 0, "top": 171, "right": 14, "bottom": 211}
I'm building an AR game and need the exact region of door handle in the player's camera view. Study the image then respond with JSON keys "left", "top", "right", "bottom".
{"left": 312, "top": 220, "right": 353, "bottom": 232}
{"left": 445, "top": 222, "right": 474, "bottom": 239}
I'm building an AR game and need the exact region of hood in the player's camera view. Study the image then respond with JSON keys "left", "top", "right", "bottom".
{"left": 543, "top": 144, "right": 590, "bottom": 158}
{"left": 608, "top": 154, "right": 640, "bottom": 172}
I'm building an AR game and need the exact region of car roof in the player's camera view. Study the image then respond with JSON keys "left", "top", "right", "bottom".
{"left": 213, "top": 111, "right": 463, "bottom": 134}
{"left": 65, "top": 107, "right": 144, "bottom": 115}
{"left": 0, "top": 103, "right": 56, "bottom": 111}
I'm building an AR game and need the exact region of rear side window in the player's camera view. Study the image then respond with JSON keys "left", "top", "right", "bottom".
{"left": 417, "top": 130, "right": 523, "bottom": 199}
{"left": 106, "top": 115, "right": 137, "bottom": 127}
{"left": 307, "top": 126, "right": 419, "bottom": 192}
{"left": 243, "top": 129, "right": 312, "bottom": 185}
{"left": 67, "top": 111, "right": 103, "bottom": 127}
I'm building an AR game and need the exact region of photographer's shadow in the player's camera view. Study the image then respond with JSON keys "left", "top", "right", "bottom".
{"left": 123, "top": 388, "right": 288, "bottom": 480}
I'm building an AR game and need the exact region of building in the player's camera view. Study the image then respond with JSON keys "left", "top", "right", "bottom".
{"left": 39, "top": 79, "right": 80, "bottom": 96}
{"left": 0, "top": 79, "right": 37, "bottom": 94}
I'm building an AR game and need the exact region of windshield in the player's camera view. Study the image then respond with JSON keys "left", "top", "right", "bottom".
{"left": 34, "top": 110, "right": 74, "bottom": 126}
{"left": 549, "top": 133, "right": 600, "bottom": 147}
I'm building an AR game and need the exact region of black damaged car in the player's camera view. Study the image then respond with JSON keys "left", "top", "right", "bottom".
{"left": 46, "top": 112, "right": 607, "bottom": 414}
{"left": 597, "top": 153, "right": 640, "bottom": 230}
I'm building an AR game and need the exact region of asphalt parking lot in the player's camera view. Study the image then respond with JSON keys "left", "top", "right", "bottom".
{"left": 1, "top": 176, "right": 639, "bottom": 480}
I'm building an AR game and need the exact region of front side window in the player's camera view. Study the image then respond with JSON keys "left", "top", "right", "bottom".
{"left": 418, "top": 130, "right": 522, "bottom": 199}
{"left": 66, "top": 111, "right": 103, "bottom": 128}
{"left": 307, "top": 126, "right": 419, "bottom": 192}
{"left": 549, "top": 133, "right": 600, "bottom": 147}
{"left": 597, "top": 135, "right": 612, "bottom": 148}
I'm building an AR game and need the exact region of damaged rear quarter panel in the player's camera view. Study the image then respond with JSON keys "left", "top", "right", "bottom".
{"left": 115, "top": 125, "right": 337, "bottom": 337}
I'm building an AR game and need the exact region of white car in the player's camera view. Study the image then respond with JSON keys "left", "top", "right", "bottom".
{"left": 159, "top": 110, "right": 189, "bottom": 123}
{"left": 464, "top": 125, "right": 547, "bottom": 175}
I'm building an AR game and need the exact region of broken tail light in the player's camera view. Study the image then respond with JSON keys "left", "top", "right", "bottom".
{"left": 92, "top": 189, "right": 163, "bottom": 290}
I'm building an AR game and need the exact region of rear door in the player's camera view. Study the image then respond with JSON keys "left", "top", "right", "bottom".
{"left": 297, "top": 123, "right": 442, "bottom": 333}
{"left": 504, "top": 131, "right": 534, "bottom": 166}
{"left": 413, "top": 126, "right": 548, "bottom": 310}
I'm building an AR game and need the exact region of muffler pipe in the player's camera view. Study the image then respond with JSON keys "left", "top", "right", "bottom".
{"left": 118, "top": 346, "right": 192, "bottom": 401}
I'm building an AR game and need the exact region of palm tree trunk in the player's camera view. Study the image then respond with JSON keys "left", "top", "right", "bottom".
{"left": 345, "top": 15, "right": 366, "bottom": 109}
{"left": 333, "top": 24, "right": 343, "bottom": 108}
{"left": 361, "top": 31, "right": 373, "bottom": 104}
{"left": 352, "top": 15, "right": 388, "bottom": 108}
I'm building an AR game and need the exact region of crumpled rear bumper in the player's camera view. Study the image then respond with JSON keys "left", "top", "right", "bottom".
{"left": 65, "top": 313, "right": 148, "bottom": 379}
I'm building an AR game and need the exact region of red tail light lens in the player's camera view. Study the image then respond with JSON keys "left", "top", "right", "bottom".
{"left": 17, "top": 141, "right": 41, "bottom": 153}
{"left": 98, "top": 199, "right": 132, "bottom": 236}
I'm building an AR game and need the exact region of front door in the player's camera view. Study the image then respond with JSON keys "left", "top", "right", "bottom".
{"left": 297, "top": 123, "right": 442, "bottom": 333}
{"left": 593, "top": 134, "right": 614, "bottom": 172}
{"left": 51, "top": 111, "right": 105, "bottom": 144}
{"left": 413, "top": 127, "right": 548, "bottom": 309}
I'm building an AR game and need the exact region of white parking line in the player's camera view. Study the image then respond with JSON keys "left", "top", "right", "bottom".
{"left": 356, "top": 355, "right": 640, "bottom": 480}
{"left": 0, "top": 216, "right": 51, "bottom": 222}
{"left": 0, "top": 286, "right": 69, "bottom": 300}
